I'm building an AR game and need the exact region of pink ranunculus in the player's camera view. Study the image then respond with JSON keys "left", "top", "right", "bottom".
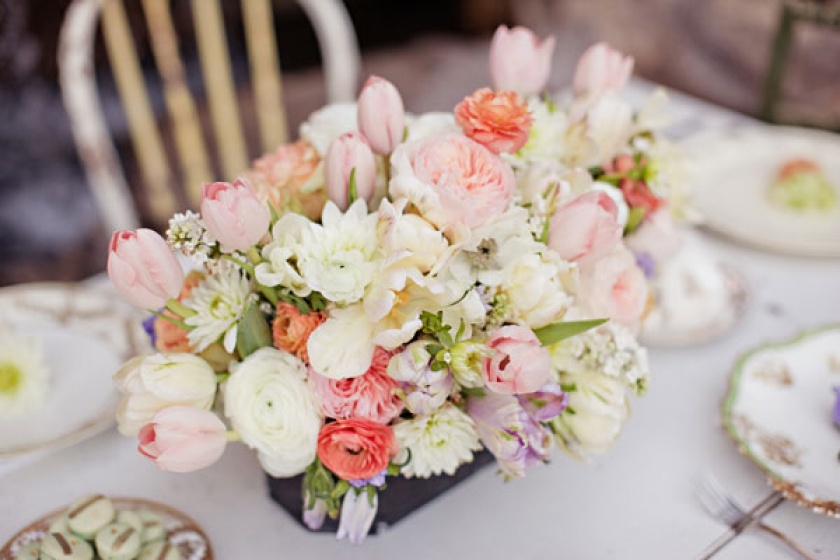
{"left": 572, "top": 42, "right": 634, "bottom": 97}
{"left": 482, "top": 325, "right": 551, "bottom": 395}
{"left": 389, "top": 133, "right": 515, "bottom": 232}
{"left": 137, "top": 406, "right": 227, "bottom": 473}
{"left": 107, "top": 228, "right": 184, "bottom": 310}
{"left": 201, "top": 178, "right": 271, "bottom": 252}
{"left": 317, "top": 419, "right": 397, "bottom": 481}
{"left": 357, "top": 76, "right": 405, "bottom": 155}
{"left": 325, "top": 131, "right": 377, "bottom": 210}
{"left": 489, "top": 25, "right": 556, "bottom": 97}
{"left": 454, "top": 88, "right": 533, "bottom": 155}
{"left": 577, "top": 245, "right": 649, "bottom": 328}
{"left": 310, "top": 347, "right": 403, "bottom": 423}
{"left": 548, "top": 191, "right": 622, "bottom": 265}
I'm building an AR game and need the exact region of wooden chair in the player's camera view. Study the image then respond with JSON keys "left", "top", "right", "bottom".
{"left": 58, "top": 0, "right": 360, "bottom": 233}
{"left": 760, "top": 0, "right": 840, "bottom": 130}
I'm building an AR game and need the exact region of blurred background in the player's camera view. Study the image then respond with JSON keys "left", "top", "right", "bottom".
{"left": 1, "top": 0, "right": 838, "bottom": 286}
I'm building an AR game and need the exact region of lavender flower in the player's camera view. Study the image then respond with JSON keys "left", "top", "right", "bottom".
{"left": 142, "top": 313, "right": 158, "bottom": 346}
{"left": 349, "top": 469, "right": 387, "bottom": 489}
{"left": 833, "top": 386, "right": 840, "bottom": 430}
{"left": 467, "top": 391, "right": 553, "bottom": 479}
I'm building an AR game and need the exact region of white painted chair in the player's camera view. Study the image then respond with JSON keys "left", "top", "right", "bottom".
{"left": 58, "top": 0, "right": 360, "bottom": 232}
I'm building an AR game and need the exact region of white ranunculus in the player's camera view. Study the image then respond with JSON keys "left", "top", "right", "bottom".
{"left": 501, "top": 252, "right": 573, "bottom": 328}
{"left": 552, "top": 370, "right": 629, "bottom": 459}
{"left": 393, "top": 403, "right": 482, "bottom": 478}
{"left": 224, "top": 348, "right": 322, "bottom": 477}
{"left": 299, "top": 200, "right": 381, "bottom": 304}
{"left": 256, "top": 212, "right": 312, "bottom": 297}
{"left": 114, "top": 353, "right": 217, "bottom": 436}
{"left": 299, "top": 102, "right": 358, "bottom": 155}
{"left": 404, "top": 111, "right": 459, "bottom": 142}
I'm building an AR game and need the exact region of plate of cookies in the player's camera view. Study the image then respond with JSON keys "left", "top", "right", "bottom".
{"left": 1, "top": 493, "right": 213, "bottom": 559}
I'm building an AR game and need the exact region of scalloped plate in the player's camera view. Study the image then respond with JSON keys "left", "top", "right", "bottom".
{"left": 687, "top": 126, "right": 840, "bottom": 257}
{"left": 0, "top": 497, "right": 213, "bottom": 559}
{"left": 0, "top": 283, "right": 149, "bottom": 461}
{"left": 723, "top": 326, "right": 840, "bottom": 517}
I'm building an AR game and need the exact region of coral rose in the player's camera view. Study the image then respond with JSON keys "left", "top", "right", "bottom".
{"left": 154, "top": 270, "right": 204, "bottom": 353}
{"left": 454, "top": 88, "right": 533, "bottom": 155}
{"left": 310, "top": 347, "right": 403, "bottom": 423}
{"left": 272, "top": 302, "right": 326, "bottom": 365}
{"left": 390, "top": 133, "right": 515, "bottom": 232}
{"left": 247, "top": 140, "right": 327, "bottom": 221}
{"left": 317, "top": 419, "right": 398, "bottom": 481}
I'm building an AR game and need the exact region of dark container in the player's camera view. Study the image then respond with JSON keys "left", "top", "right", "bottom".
{"left": 266, "top": 450, "right": 496, "bottom": 534}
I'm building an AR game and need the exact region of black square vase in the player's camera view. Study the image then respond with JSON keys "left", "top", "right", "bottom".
{"left": 267, "top": 450, "right": 496, "bottom": 534}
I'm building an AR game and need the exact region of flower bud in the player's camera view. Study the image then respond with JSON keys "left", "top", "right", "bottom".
{"left": 325, "top": 132, "right": 377, "bottom": 211}
{"left": 137, "top": 406, "right": 226, "bottom": 473}
{"left": 201, "top": 178, "right": 270, "bottom": 252}
{"left": 448, "top": 341, "right": 485, "bottom": 389}
{"left": 489, "top": 25, "right": 555, "bottom": 97}
{"left": 337, "top": 489, "right": 378, "bottom": 545}
{"left": 357, "top": 76, "right": 405, "bottom": 155}
{"left": 107, "top": 228, "right": 184, "bottom": 310}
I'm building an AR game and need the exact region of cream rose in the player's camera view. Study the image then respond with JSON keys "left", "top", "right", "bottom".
{"left": 113, "top": 353, "right": 217, "bottom": 436}
{"left": 224, "top": 347, "right": 322, "bottom": 477}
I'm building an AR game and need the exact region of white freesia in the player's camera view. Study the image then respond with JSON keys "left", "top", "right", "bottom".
{"left": 552, "top": 370, "right": 629, "bottom": 459}
{"left": 393, "top": 403, "right": 481, "bottom": 478}
{"left": 337, "top": 490, "right": 378, "bottom": 545}
{"left": 255, "top": 213, "right": 312, "bottom": 297}
{"left": 224, "top": 348, "right": 322, "bottom": 477}
{"left": 506, "top": 99, "right": 568, "bottom": 169}
{"left": 0, "top": 330, "right": 49, "bottom": 417}
{"left": 185, "top": 263, "right": 254, "bottom": 353}
{"left": 299, "top": 200, "right": 380, "bottom": 304}
{"left": 500, "top": 252, "right": 573, "bottom": 328}
{"left": 514, "top": 162, "right": 571, "bottom": 207}
{"left": 404, "top": 111, "right": 459, "bottom": 142}
{"left": 113, "top": 353, "right": 216, "bottom": 435}
{"left": 299, "top": 102, "right": 358, "bottom": 155}
{"left": 584, "top": 93, "right": 634, "bottom": 165}
{"left": 634, "top": 87, "right": 671, "bottom": 133}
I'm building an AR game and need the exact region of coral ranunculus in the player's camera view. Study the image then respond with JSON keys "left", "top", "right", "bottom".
{"left": 310, "top": 347, "right": 403, "bottom": 423}
{"left": 317, "top": 419, "right": 397, "bottom": 481}
{"left": 454, "top": 88, "right": 533, "bottom": 155}
{"left": 272, "top": 302, "right": 326, "bottom": 365}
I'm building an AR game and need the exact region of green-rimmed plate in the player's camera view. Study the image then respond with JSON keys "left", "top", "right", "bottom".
{"left": 723, "top": 325, "right": 840, "bottom": 517}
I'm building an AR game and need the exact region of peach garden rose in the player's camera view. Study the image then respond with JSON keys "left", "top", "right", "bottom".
{"left": 247, "top": 140, "right": 327, "bottom": 221}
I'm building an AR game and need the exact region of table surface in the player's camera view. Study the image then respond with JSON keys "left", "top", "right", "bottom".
{"left": 2, "top": 81, "right": 839, "bottom": 560}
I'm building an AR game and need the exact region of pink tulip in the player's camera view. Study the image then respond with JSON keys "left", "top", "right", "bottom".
{"left": 325, "top": 131, "right": 377, "bottom": 210}
{"left": 489, "top": 25, "right": 556, "bottom": 97}
{"left": 107, "top": 228, "right": 184, "bottom": 310}
{"left": 548, "top": 191, "right": 622, "bottom": 265}
{"left": 201, "top": 178, "right": 270, "bottom": 252}
{"left": 357, "top": 76, "right": 405, "bottom": 155}
{"left": 577, "top": 245, "right": 649, "bottom": 328}
{"left": 572, "top": 42, "right": 634, "bottom": 97}
{"left": 483, "top": 325, "right": 551, "bottom": 395}
{"left": 138, "top": 406, "right": 227, "bottom": 473}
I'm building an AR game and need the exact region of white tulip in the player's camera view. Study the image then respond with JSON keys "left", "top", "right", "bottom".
{"left": 113, "top": 353, "right": 217, "bottom": 436}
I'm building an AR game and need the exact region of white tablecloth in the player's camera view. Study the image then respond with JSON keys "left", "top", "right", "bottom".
{"left": 2, "top": 82, "right": 839, "bottom": 559}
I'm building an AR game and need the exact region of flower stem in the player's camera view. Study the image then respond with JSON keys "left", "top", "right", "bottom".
{"left": 247, "top": 247, "right": 263, "bottom": 266}
{"left": 226, "top": 431, "right": 241, "bottom": 442}
{"left": 222, "top": 255, "right": 256, "bottom": 277}
{"left": 149, "top": 309, "right": 191, "bottom": 331}
{"left": 165, "top": 298, "right": 196, "bottom": 318}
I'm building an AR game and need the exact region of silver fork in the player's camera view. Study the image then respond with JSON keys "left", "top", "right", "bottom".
{"left": 696, "top": 475, "right": 817, "bottom": 559}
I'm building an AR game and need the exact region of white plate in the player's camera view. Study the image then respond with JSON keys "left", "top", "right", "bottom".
{"left": 687, "top": 126, "right": 840, "bottom": 257}
{"left": 723, "top": 326, "right": 840, "bottom": 517}
{"left": 0, "top": 283, "right": 149, "bottom": 460}
{"left": 1, "top": 497, "right": 213, "bottom": 559}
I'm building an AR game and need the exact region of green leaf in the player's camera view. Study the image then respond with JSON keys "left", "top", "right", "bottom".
{"left": 461, "top": 386, "right": 486, "bottom": 398}
{"left": 624, "top": 206, "right": 646, "bottom": 235}
{"left": 348, "top": 167, "right": 358, "bottom": 205}
{"left": 559, "top": 383, "right": 577, "bottom": 393}
{"left": 236, "top": 302, "right": 273, "bottom": 359}
{"left": 533, "top": 318, "right": 608, "bottom": 347}
{"left": 425, "top": 343, "right": 444, "bottom": 357}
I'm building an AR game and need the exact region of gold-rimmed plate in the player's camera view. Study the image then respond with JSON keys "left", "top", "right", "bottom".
{"left": 0, "top": 497, "right": 213, "bottom": 559}
{"left": 723, "top": 326, "right": 840, "bottom": 517}
{"left": 0, "top": 282, "right": 149, "bottom": 461}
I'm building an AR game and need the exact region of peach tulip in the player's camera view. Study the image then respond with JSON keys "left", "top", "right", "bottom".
{"left": 325, "top": 132, "right": 377, "bottom": 210}
{"left": 107, "top": 228, "right": 184, "bottom": 310}
{"left": 489, "top": 25, "right": 556, "bottom": 97}
{"left": 357, "top": 76, "right": 405, "bottom": 155}
{"left": 201, "top": 178, "right": 270, "bottom": 252}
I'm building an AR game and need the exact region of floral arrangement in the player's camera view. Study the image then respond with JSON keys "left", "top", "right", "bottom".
{"left": 106, "top": 26, "right": 670, "bottom": 543}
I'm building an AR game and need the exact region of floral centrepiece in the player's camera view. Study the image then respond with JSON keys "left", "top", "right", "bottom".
{"left": 107, "top": 27, "right": 669, "bottom": 544}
